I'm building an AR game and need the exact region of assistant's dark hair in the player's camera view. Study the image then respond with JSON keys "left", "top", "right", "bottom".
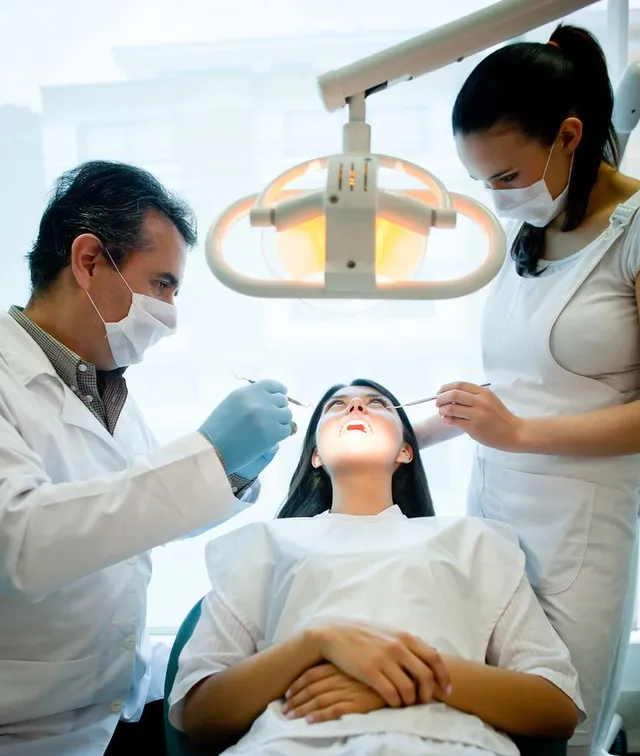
{"left": 28, "top": 160, "right": 198, "bottom": 294}
{"left": 452, "top": 24, "right": 619, "bottom": 276}
{"left": 277, "top": 379, "right": 434, "bottom": 519}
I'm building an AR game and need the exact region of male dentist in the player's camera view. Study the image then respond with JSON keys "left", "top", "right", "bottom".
{"left": 0, "top": 161, "right": 293, "bottom": 755}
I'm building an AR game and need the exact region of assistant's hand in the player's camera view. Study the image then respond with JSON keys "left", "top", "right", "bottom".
{"left": 435, "top": 382, "right": 523, "bottom": 452}
{"left": 282, "top": 663, "right": 385, "bottom": 723}
{"left": 312, "top": 622, "right": 450, "bottom": 709}
{"left": 200, "top": 380, "right": 293, "bottom": 473}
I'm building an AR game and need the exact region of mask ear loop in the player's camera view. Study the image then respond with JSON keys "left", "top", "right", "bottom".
{"left": 101, "top": 246, "right": 135, "bottom": 297}
{"left": 566, "top": 151, "right": 575, "bottom": 185}
{"left": 541, "top": 139, "right": 557, "bottom": 180}
{"left": 85, "top": 290, "right": 107, "bottom": 329}
{"left": 542, "top": 131, "right": 574, "bottom": 192}
{"left": 84, "top": 245, "right": 134, "bottom": 334}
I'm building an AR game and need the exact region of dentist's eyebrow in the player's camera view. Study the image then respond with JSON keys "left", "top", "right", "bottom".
{"left": 157, "top": 271, "right": 180, "bottom": 293}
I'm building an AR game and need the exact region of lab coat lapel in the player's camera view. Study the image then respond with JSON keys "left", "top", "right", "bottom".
{"left": 59, "top": 383, "right": 125, "bottom": 458}
{"left": 0, "top": 313, "right": 127, "bottom": 464}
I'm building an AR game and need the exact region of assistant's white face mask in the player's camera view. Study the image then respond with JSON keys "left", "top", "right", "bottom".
{"left": 488, "top": 139, "right": 573, "bottom": 227}
{"left": 86, "top": 253, "right": 177, "bottom": 368}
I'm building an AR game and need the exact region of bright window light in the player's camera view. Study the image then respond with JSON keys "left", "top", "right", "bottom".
{"left": 0, "top": 0, "right": 637, "bottom": 638}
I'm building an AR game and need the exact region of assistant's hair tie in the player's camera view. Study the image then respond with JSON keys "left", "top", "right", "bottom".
{"left": 548, "top": 40, "right": 561, "bottom": 51}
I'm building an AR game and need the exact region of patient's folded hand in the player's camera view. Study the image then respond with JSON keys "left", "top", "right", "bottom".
{"left": 306, "top": 621, "right": 450, "bottom": 709}
{"left": 282, "top": 663, "right": 385, "bottom": 723}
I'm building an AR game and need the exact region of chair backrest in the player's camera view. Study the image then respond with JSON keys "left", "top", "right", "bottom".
{"left": 163, "top": 598, "right": 567, "bottom": 756}
{"left": 164, "top": 599, "right": 211, "bottom": 756}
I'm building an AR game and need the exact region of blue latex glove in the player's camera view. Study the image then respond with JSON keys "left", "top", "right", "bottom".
{"left": 200, "top": 379, "right": 292, "bottom": 473}
{"left": 235, "top": 445, "right": 279, "bottom": 481}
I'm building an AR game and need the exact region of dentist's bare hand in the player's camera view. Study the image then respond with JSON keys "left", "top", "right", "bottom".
{"left": 309, "top": 622, "right": 450, "bottom": 708}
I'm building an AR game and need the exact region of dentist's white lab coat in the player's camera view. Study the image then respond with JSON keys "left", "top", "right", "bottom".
{"left": 0, "top": 313, "right": 239, "bottom": 756}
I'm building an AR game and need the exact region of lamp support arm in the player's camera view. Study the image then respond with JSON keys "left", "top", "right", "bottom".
{"left": 318, "top": 0, "right": 600, "bottom": 112}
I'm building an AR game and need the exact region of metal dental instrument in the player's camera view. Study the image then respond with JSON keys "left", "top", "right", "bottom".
{"left": 392, "top": 383, "right": 491, "bottom": 409}
{"left": 232, "top": 371, "right": 310, "bottom": 408}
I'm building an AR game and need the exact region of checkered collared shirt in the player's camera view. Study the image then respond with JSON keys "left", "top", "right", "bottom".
{"left": 10, "top": 305, "right": 127, "bottom": 433}
{"left": 9, "top": 306, "right": 255, "bottom": 500}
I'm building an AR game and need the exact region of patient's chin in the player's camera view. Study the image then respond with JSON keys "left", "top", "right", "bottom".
{"left": 317, "top": 426, "right": 402, "bottom": 472}
{"left": 322, "top": 443, "right": 397, "bottom": 472}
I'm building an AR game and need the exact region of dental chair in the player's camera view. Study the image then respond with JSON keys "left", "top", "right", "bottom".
{"left": 164, "top": 599, "right": 569, "bottom": 756}
{"left": 164, "top": 600, "right": 209, "bottom": 756}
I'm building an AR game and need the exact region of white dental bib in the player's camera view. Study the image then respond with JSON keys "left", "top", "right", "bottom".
{"left": 173, "top": 511, "right": 577, "bottom": 756}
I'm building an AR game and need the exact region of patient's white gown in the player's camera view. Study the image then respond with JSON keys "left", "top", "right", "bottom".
{"left": 169, "top": 506, "right": 584, "bottom": 755}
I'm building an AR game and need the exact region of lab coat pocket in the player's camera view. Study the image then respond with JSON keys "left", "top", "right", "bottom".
{"left": 0, "top": 654, "right": 100, "bottom": 725}
{"left": 482, "top": 467, "right": 596, "bottom": 595}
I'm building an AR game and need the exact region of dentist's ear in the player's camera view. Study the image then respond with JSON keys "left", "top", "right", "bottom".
{"left": 312, "top": 449, "right": 323, "bottom": 469}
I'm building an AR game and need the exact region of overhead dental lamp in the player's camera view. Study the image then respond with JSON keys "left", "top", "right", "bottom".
{"left": 205, "top": 0, "right": 628, "bottom": 301}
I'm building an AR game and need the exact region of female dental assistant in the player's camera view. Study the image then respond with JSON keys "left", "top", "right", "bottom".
{"left": 415, "top": 25, "right": 640, "bottom": 756}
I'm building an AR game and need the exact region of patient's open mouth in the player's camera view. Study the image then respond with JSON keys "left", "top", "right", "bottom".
{"left": 340, "top": 420, "right": 372, "bottom": 435}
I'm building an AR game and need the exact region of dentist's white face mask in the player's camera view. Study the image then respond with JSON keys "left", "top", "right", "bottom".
{"left": 86, "top": 251, "right": 177, "bottom": 368}
{"left": 489, "top": 139, "right": 573, "bottom": 227}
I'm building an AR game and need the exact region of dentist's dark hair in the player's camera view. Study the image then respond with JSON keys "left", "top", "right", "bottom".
{"left": 452, "top": 24, "right": 619, "bottom": 276}
{"left": 277, "top": 379, "right": 434, "bottom": 519}
{"left": 28, "top": 160, "right": 197, "bottom": 295}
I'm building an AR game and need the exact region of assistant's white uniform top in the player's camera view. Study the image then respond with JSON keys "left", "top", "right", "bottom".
{"left": 170, "top": 507, "right": 584, "bottom": 756}
{"left": 473, "top": 194, "right": 640, "bottom": 596}
{"left": 0, "top": 313, "right": 243, "bottom": 756}
{"left": 470, "top": 193, "right": 640, "bottom": 747}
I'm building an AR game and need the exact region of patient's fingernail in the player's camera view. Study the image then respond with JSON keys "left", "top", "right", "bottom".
{"left": 285, "top": 711, "right": 296, "bottom": 719}
{"left": 446, "top": 685, "right": 453, "bottom": 696}
{"left": 285, "top": 689, "right": 291, "bottom": 699}
{"left": 306, "top": 715, "right": 315, "bottom": 723}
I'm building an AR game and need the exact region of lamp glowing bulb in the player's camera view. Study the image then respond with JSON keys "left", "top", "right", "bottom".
{"left": 276, "top": 215, "right": 426, "bottom": 282}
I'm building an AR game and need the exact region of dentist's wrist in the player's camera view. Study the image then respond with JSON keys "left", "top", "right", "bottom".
{"left": 228, "top": 472, "right": 253, "bottom": 497}
{"left": 198, "top": 429, "right": 228, "bottom": 475}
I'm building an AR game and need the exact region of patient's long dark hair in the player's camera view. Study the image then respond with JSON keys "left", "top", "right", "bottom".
{"left": 277, "top": 379, "right": 434, "bottom": 519}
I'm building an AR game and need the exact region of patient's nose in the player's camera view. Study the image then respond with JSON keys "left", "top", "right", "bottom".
{"left": 347, "top": 398, "right": 366, "bottom": 414}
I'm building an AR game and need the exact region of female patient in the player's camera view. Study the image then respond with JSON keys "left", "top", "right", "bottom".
{"left": 169, "top": 379, "right": 584, "bottom": 756}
